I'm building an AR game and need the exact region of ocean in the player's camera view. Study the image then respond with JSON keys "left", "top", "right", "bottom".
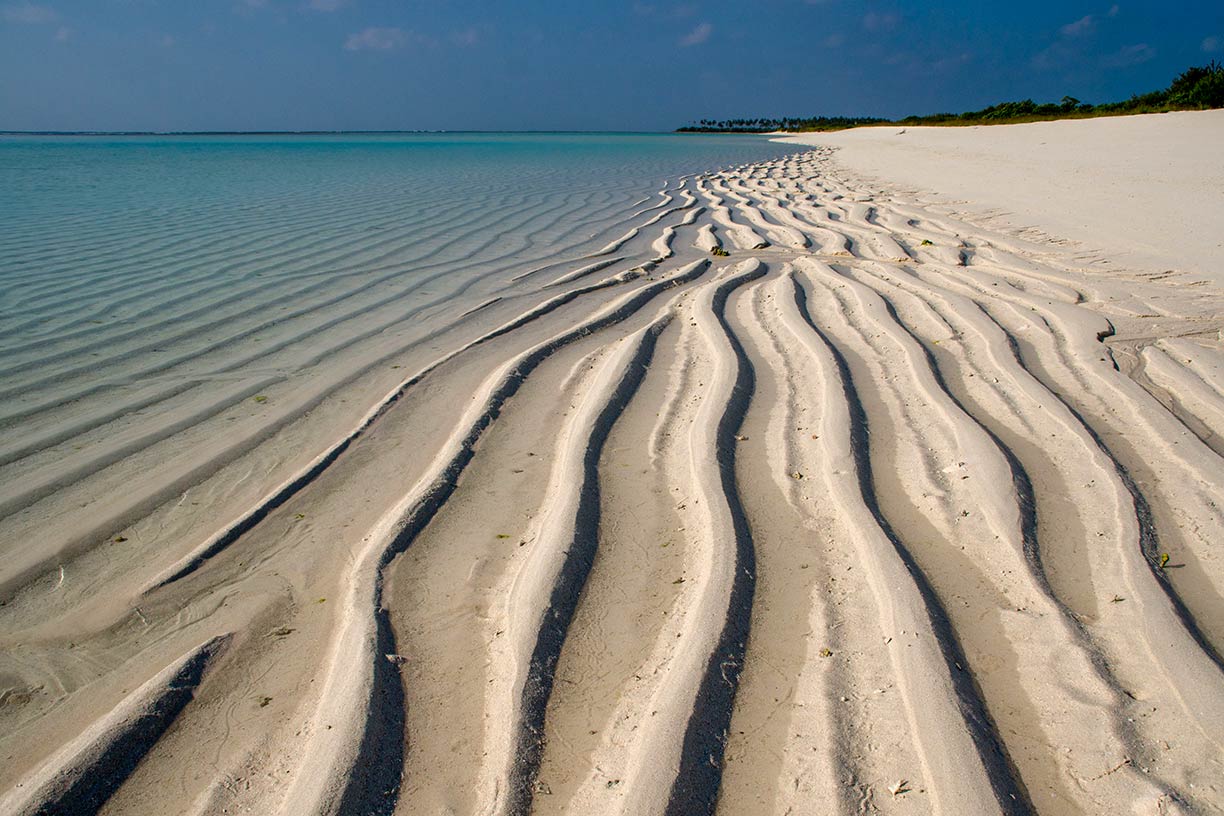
{"left": 0, "top": 133, "right": 799, "bottom": 389}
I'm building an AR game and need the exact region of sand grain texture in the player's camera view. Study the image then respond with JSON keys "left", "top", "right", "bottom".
{"left": 2, "top": 116, "right": 1223, "bottom": 815}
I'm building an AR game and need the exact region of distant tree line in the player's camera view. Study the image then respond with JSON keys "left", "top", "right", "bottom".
{"left": 677, "top": 116, "right": 887, "bottom": 133}
{"left": 678, "top": 62, "right": 1224, "bottom": 133}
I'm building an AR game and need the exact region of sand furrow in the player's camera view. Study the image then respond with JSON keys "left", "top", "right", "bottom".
{"left": 1138, "top": 340, "right": 1224, "bottom": 455}
{"left": 277, "top": 260, "right": 711, "bottom": 815}
{"left": 918, "top": 261, "right": 1224, "bottom": 671}
{"left": 477, "top": 318, "right": 669, "bottom": 815}
{"left": 0, "top": 262, "right": 667, "bottom": 603}
{"left": 555, "top": 260, "right": 763, "bottom": 816}
{"left": 531, "top": 320, "right": 693, "bottom": 812}
{"left": 695, "top": 181, "right": 766, "bottom": 250}
{"left": 661, "top": 261, "right": 764, "bottom": 816}
{"left": 716, "top": 270, "right": 895, "bottom": 813}
{"left": 0, "top": 635, "right": 229, "bottom": 816}
{"left": 787, "top": 258, "right": 1029, "bottom": 814}
{"left": 834, "top": 259, "right": 1190, "bottom": 809}
{"left": 707, "top": 178, "right": 805, "bottom": 249}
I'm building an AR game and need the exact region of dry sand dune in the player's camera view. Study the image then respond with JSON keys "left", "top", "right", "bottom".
{"left": 2, "top": 116, "right": 1224, "bottom": 815}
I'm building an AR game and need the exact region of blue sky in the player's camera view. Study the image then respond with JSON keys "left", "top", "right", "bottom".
{"left": 2, "top": 0, "right": 1222, "bottom": 131}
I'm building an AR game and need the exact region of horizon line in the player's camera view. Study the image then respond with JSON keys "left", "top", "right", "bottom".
{"left": 0, "top": 129, "right": 720, "bottom": 137}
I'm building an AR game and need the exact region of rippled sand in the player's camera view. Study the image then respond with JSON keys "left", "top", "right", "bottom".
{"left": 2, "top": 124, "right": 1223, "bottom": 815}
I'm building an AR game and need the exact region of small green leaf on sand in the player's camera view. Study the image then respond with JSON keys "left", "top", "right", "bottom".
{"left": 253, "top": 395, "right": 268, "bottom": 404}
{"left": 920, "top": 239, "right": 934, "bottom": 246}
{"left": 1160, "top": 553, "right": 1170, "bottom": 569}
{"left": 496, "top": 534, "right": 510, "bottom": 539}
{"left": 819, "top": 648, "right": 833, "bottom": 658}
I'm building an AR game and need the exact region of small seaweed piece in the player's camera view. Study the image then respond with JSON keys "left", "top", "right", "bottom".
{"left": 1160, "top": 553, "right": 1170, "bottom": 569}
{"left": 253, "top": 395, "right": 269, "bottom": 404}
{"left": 920, "top": 239, "right": 934, "bottom": 246}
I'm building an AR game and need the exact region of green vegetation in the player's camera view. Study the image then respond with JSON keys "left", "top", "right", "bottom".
{"left": 678, "top": 62, "right": 1224, "bottom": 133}
{"left": 680, "top": 116, "right": 887, "bottom": 133}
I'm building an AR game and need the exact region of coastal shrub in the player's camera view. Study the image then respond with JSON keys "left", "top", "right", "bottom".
{"left": 1167, "top": 61, "right": 1224, "bottom": 108}
{"left": 680, "top": 62, "right": 1224, "bottom": 132}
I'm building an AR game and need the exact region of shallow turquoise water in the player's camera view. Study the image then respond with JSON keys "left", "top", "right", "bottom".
{"left": 0, "top": 132, "right": 804, "bottom": 440}
{"left": 0, "top": 133, "right": 799, "bottom": 335}
{"left": 0, "top": 132, "right": 797, "bottom": 251}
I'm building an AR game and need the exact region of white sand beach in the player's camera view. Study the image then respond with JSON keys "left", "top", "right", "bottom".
{"left": 783, "top": 110, "right": 1224, "bottom": 281}
{"left": 2, "top": 112, "right": 1223, "bottom": 815}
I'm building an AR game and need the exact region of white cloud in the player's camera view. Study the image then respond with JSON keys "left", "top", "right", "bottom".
{"left": 2, "top": 2, "right": 57, "bottom": 23}
{"left": 679, "top": 21, "right": 712, "bottom": 46}
{"left": 345, "top": 26, "right": 409, "bottom": 51}
{"left": 53, "top": 24, "right": 69, "bottom": 41}
{"left": 1203, "top": 36, "right": 1221, "bottom": 53}
{"left": 1103, "top": 42, "right": 1154, "bottom": 67}
{"left": 1059, "top": 15, "right": 1094, "bottom": 37}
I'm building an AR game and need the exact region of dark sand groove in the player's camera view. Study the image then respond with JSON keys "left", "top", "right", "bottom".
{"left": 665, "top": 263, "right": 764, "bottom": 816}
{"left": 506, "top": 319, "right": 669, "bottom": 814}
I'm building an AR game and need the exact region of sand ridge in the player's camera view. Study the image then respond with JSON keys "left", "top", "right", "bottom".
{"left": 2, "top": 122, "right": 1223, "bottom": 814}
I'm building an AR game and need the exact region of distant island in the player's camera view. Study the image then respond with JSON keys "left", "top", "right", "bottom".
{"left": 679, "top": 61, "right": 1224, "bottom": 132}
